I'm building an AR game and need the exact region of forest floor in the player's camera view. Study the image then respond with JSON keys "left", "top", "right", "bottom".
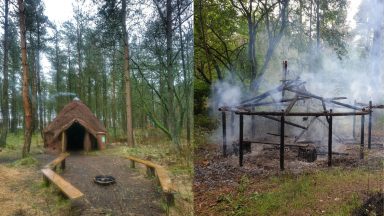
{"left": 37, "top": 153, "right": 164, "bottom": 215}
{"left": 194, "top": 128, "right": 384, "bottom": 216}
{"left": 0, "top": 130, "right": 193, "bottom": 216}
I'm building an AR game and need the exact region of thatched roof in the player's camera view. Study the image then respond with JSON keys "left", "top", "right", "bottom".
{"left": 43, "top": 100, "right": 107, "bottom": 140}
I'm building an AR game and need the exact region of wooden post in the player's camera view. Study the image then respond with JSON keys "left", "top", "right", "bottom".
{"left": 368, "top": 101, "right": 372, "bottom": 149}
{"left": 83, "top": 131, "right": 91, "bottom": 152}
{"left": 282, "top": 61, "right": 287, "bottom": 97}
{"left": 239, "top": 114, "right": 244, "bottom": 166}
{"left": 146, "top": 166, "right": 155, "bottom": 177}
{"left": 61, "top": 159, "right": 66, "bottom": 170}
{"left": 328, "top": 110, "right": 333, "bottom": 167}
{"left": 222, "top": 112, "right": 227, "bottom": 156}
{"left": 61, "top": 131, "right": 66, "bottom": 152}
{"left": 280, "top": 112, "right": 285, "bottom": 171}
{"left": 360, "top": 115, "right": 365, "bottom": 159}
{"left": 164, "top": 192, "right": 175, "bottom": 207}
{"left": 43, "top": 175, "right": 49, "bottom": 186}
{"left": 96, "top": 132, "right": 107, "bottom": 150}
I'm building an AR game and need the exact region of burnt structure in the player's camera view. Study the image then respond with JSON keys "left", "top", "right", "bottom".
{"left": 43, "top": 99, "right": 108, "bottom": 154}
{"left": 219, "top": 61, "right": 382, "bottom": 170}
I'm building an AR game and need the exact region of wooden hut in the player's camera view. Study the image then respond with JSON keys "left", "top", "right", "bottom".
{"left": 43, "top": 99, "right": 107, "bottom": 153}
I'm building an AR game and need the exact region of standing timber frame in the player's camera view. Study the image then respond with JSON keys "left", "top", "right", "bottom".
{"left": 219, "top": 62, "right": 383, "bottom": 171}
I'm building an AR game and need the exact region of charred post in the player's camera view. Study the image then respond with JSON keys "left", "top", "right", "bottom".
{"left": 328, "top": 110, "right": 333, "bottom": 167}
{"left": 282, "top": 61, "right": 288, "bottom": 99}
{"left": 360, "top": 114, "right": 365, "bottom": 159}
{"left": 239, "top": 114, "right": 244, "bottom": 166}
{"left": 280, "top": 111, "right": 285, "bottom": 171}
{"left": 368, "top": 101, "right": 372, "bottom": 149}
{"left": 222, "top": 112, "right": 227, "bottom": 157}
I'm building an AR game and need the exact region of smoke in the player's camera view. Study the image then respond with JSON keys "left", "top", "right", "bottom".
{"left": 48, "top": 92, "right": 78, "bottom": 101}
{"left": 208, "top": 0, "right": 384, "bottom": 154}
{"left": 211, "top": 81, "right": 243, "bottom": 109}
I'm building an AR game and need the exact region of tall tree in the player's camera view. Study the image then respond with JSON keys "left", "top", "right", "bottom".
{"left": 121, "top": 0, "right": 135, "bottom": 147}
{"left": 18, "top": 0, "right": 33, "bottom": 157}
{"left": 0, "top": 0, "right": 10, "bottom": 147}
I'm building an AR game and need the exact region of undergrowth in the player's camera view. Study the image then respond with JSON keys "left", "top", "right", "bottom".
{"left": 216, "top": 168, "right": 383, "bottom": 216}
{"left": 10, "top": 155, "right": 39, "bottom": 168}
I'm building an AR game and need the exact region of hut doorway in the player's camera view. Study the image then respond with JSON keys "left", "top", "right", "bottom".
{"left": 66, "top": 122, "right": 86, "bottom": 151}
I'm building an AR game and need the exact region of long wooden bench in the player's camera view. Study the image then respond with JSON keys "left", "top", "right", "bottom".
{"left": 126, "top": 156, "right": 175, "bottom": 206}
{"left": 41, "top": 152, "right": 84, "bottom": 200}
{"left": 41, "top": 168, "right": 84, "bottom": 200}
{"left": 44, "top": 152, "right": 70, "bottom": 170}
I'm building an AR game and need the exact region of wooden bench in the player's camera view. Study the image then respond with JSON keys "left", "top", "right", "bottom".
{"left": 44, "top": 152, "right": 70, "bottom": 170}
{"left": 126, "top": 156, "right": 175, "bottom": 206}
{"left": 41, "top": 168, "right": 84, "bottom": 200}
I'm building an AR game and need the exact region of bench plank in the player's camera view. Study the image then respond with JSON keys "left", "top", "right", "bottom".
{"left": 45, "top": 152, "right": 70, "bottom": 169}
{"left": 126, "top": 156, "right": 158, "bottom": 168}
{"left": 155, "top": 167, "right": 173, "bottom": 192}
{"left": 41, "top": 168, "right": 83, "bottom": 200}
{"left": 125, "top": 156, "right": 175, "bottom": 206}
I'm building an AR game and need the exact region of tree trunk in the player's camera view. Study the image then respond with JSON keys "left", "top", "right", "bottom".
{"left": 248, "top": 18, "right": 257, "bottom": 89}
{"left": 258, "top": 0, "right": 289, "bottom": 78}
{"left": 0, "top": 0, "right": 10, "bottom": 147}
{"left": 18, "top": 0, "right": 33, "bottom": 157}
{"left": 76, "top": 16, "right": 83, "bottom": 100}
{"left": 309, "top": 0, "right": 313, "bottom": 43}
{"left": 316, "top": 0, "right": 320, "bottom": 50}
{"left": 36, "top": 18, "right": 44, "bottom": 131}
{"left": 122, "top": 0, "right": 134, "bottom": 147}
{"left": 166, "top": 0, "right": 180, "bottom": 149}
{"left": 370, "top": 0, "right": 383, "bottom": 89}
{"left": 178, "top": 0, "right": 191, "bottom": 145}
{"left": 111, "top": 48, "right": 117, "bottom": 138}
{"left": 10, "top": 69, "right": 17, "bottom": 133}
{"left": 54, "top": 28, "right": 61, "bottom": 113}
{"left": 29, "top": 31, "right": 38, "bottom": 132}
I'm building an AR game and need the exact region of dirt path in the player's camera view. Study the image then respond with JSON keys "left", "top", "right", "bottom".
{"left": 49, "top": 154, "right": 164, "bottom": 215}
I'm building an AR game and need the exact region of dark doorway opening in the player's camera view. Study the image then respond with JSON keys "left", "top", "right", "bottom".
{"left": 66, "top": 122, "right": 86, "bottom": 151}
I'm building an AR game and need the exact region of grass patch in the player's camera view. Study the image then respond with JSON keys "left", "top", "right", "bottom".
{"left": 10, "top": 155, "right": 39, "bottom": 168}
{"left": 216, "top": 168, "right": 383, "bottom": 216}
{"left": 5, "top": 133, "right": 43, "bottom": 149}
{"left": 0, "top": 164, "right": 72, "bottom": 215}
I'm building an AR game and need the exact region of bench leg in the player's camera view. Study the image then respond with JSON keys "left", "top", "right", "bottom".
{"left": 61, "top": 159, "right": 66, "bottom": 170}
{"left": 43, "top": 175, "right": 50, "bottom": 186}
{"left": 130, "top": 160, "right": 135, "bottom": 168}
{"left": 164, "top": 192, "right": 175, "bottom": 207}
{"left": 146, "top": 167, "right": 155, "bottom": 177}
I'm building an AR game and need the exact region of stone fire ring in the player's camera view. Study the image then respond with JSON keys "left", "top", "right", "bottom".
{"left": 94, "top": 175, "right": 116, "bottom": 185}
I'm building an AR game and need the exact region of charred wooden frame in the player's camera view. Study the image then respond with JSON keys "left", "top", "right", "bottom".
{"left": 219, "top": 62, "right": 382, "bottom": 171}
{"left": 220, "top": 106, "right": 376, "bottom": 170}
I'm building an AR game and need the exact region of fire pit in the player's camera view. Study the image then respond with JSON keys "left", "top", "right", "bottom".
{"left": 94, "top": 175, "right": 116, "bottom": 185}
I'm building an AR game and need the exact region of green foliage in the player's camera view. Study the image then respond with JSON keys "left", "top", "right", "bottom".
{"left": 4, "top": 133, "right": 43, "bottom": 152}
{"left": 195, "top": 114, "right": 219, "bottom": 131}
{"left": 194, "top": 79, "right": 211, "bottom": 115}
{"left": 11, "top": 156, "right": 38, "bottom": 168}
